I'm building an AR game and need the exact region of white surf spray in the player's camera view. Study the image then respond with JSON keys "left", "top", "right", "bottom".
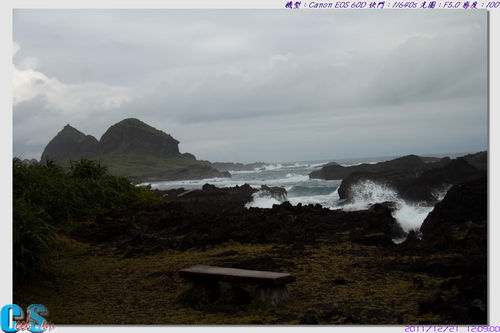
{"left": 287, "top": 190, "right": 341, "bottom": 207}
{"left": 245, "top": 191, "right": 283, "bottom": 208}
{"left": 340, "top": 180, "right": 449, "bottom": 233}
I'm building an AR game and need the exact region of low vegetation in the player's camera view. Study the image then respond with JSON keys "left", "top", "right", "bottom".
{"left": 99, "top": 153, "right": 209, "bottom": 179}
{"left": 13, "top": 158, "right": 158, "bottom": 283}
{"left": 14, "top": 239, "right": 454, "bottom": 324}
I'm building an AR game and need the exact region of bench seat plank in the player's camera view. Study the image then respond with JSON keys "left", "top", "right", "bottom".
{"left": 179, "top": 265, "right": 295, "bottom": 286}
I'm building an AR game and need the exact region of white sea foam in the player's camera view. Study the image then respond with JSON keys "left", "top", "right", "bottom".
{"left": 307, "top": 162, "right": 328, "bottom": 169}
{"left": 288, "top": 190, "right": 340, "bottom": 208}
{"left": 340, "top": 181, "right": 400, "bottom": 211}
{"left": 339, "top": 161, "right": 378, "bottom": 167}
{"left": 262, "top": 163, "right": 283, "bottom": 171}
{"left": 245, "top": 191, "right": 283, "bottom": 208}
{"left": 229, "top": 170, "right": 260, "bottom": 175}
{"left": 145, "top": 177, "right": 244, "bottom": 190}
{"left": 339, "top": 180, "right": 445, "bottom": 233}
{"left": 147, "top": 173, "right": 311, "bottom": 191}
{"left": 392, "top": 203, "right": 434, "bottom": 232}
{"left": 268, "top": 174, "right": 310, "bottom": 184}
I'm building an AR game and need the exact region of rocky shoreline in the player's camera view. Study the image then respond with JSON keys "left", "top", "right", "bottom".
{"left": 311, "top": 152, "right": 487, "bottom": 205}
{"left": 15, "top": 151, "right": 487, "bottom": 325}
{"left": 67, "top": 172, "right": 486, "bottom": 324}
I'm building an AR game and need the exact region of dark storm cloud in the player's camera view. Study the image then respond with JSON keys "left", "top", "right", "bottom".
{"left": 13, "top": 10, "right": 487, "bottom": 162}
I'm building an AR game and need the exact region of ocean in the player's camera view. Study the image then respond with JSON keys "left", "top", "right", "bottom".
{"left": 146, "top": 154, "right": 463, "bottom": 238}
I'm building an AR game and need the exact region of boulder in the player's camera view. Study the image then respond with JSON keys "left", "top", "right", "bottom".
{"left": 260, "top": 185, "right": 288, "bottom": 202}
{"left": 420, "top": 176, "right": 487, "bottom": 251}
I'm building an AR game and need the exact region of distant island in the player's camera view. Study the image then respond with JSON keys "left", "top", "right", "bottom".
{"left": 40, "top": 118, "right": 234, "bottom": 182}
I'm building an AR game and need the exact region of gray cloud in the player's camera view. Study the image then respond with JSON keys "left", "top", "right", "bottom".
{"left": 13, "top": 9, "right": 487, "bottom": 163}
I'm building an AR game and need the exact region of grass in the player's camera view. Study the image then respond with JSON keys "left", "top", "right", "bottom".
{"left": 99, "top": 153, "right": 209, "bottom": 179}
{"left": 12, "top": 158, "right": 159, "bottom": 283}
{"left": 14, "top": 237, "right": 458, "bottom": 325}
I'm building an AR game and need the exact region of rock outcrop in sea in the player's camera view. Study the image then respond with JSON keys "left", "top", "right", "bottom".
{"left": 309, "top": 152, "right": 486, "bottom": 205}
{"left": 309, "top": 154, "right": 436, "bottom": 180}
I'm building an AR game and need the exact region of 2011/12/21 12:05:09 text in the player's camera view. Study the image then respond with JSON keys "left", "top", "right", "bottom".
{"left": 405, "top": 327, "right": 500, "bottom": 333}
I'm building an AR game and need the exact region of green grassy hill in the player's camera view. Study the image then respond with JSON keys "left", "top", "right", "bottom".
{"left": 39, "top": 118, "right": 226, "bottom": 181}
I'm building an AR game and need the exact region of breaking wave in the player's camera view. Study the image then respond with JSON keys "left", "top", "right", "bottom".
{"left": 340, "top": 180, "right": 448, "bottom": 233}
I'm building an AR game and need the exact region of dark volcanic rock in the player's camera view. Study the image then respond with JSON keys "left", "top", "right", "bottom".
{"left": 99, "top": 118, "right": 180, "bottom": 157}
{"left": 463, "top": 151, "right": 487, "bottom": 171}
{"left": 420, "top": 176, "right": 487, "bottom": 251}
{"left": 309, "top": 155, "right": 427, "bottom": 180}
{"left": 337, "top": 169, "right": 421, "bottom": 202}
{"left": 157, "top": 183, "right": 255, "bottom": 213}
{"left": 398, "top": 230, "right": 420, "bottom": 250}
{"left": 389, "top": 176, "right": 487, "bottom": 324}
{"left": 72, "top": 185, "right": 400, "bottom": 254}
{"left": 41, "top": 125, "right": 99, "bottom": 163}
{"left": 338, "top": 156, "right": 485, "bottom": 204}
{"left": 260, "top": 185, "right": 287, "bottom": 202}
{"left": 369, "top": 203, "right": 406, "bottom": 238}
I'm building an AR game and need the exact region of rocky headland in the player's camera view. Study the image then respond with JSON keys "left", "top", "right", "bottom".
{"left": 311, "top": 152, "right": 486, "bottom": 205}
{"left": 212, "top": 162, "right": 268, "bottom": 172}
{"left": 309, "top": 154, "right": 449, "bottom": 180}
{"left": 40, "top": 118, "right": 230, "bottom": 181}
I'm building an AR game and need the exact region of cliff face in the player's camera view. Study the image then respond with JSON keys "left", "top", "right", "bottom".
{"left": 41, "top": 125, "right": 99, "bottom": 163}
{"left": 99, "top": 118, "right": 179, "bottom": 157}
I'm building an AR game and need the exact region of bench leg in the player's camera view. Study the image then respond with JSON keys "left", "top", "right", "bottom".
{"left": 188, "top": 280, "right": 221, "bottom": 302}
{"left": 254, "top": 285, "right": 290, "bottom": 306}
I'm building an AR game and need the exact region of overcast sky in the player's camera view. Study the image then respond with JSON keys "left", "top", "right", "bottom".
{"left": 13, "top": 9, "right": 487, "bottom": 163}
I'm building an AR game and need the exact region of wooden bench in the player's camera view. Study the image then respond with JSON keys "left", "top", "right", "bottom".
{"left": 179, "top": 265, "right": 295, "bottom": 306}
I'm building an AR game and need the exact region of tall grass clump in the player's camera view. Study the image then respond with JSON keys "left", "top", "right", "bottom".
{"left": 13, "top": 158, "right": 158, "bottom": 283}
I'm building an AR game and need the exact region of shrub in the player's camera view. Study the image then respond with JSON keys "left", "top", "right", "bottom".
{"left": 13, "top": 157, "right": 159, "bottom": 283}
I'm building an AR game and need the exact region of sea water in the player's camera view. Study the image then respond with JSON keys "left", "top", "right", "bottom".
{"left": 145, "top": 155, "right": 456, "bottom": 234}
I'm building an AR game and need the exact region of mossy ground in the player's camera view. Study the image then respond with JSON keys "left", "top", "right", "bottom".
{"left": 14, "top": 235, "right": 460, "bottom": 325}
